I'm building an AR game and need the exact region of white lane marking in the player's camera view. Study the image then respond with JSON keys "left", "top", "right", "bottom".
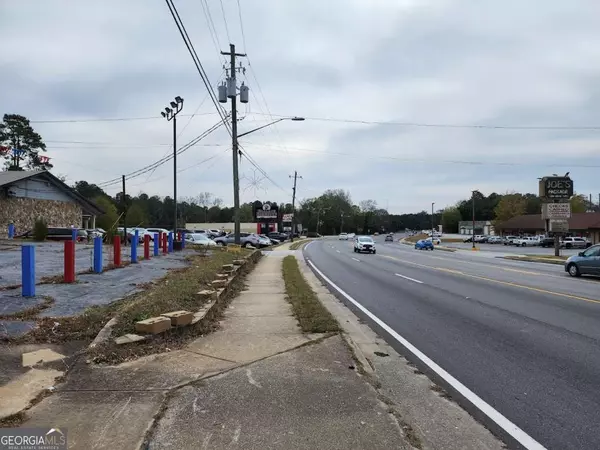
{"left": 307, "top": 259, "right": 546, "bottom": 450}
{"left": 395, "top": 273, "right": 423, "bottom": 284}
{"left": 336, "top": 250, "right": 341, "bottom": 253}
{"left": 351, "top": 257, "right": 360, "bottom": 262}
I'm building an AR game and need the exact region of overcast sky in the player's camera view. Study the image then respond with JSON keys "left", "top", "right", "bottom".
{"left": 2, "top": 0, "right": 600, "bottom": 213}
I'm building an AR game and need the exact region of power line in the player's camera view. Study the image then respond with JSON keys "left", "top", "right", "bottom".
{"left": 164, "top": 0, "right": 232, "bottom": 136}
{"left": 248, "top": 113, "right": 600, "bottom": 131}
{"left": 238, "top": 143, "right": 289, "bottom": 195}
{"left": 235, "top": 0, "right": 247, "bottom": 51}
{"left": 30, "top": 113, "right": 218, "bottom": 124}
{"left": 243, "top": 141, "right": 600, "bottom": 168}
{"left": 96, "top": 118, "right": 228, "bottom": 188}
{"left": 219, "top": 0, "right": 231, "bottom": 43}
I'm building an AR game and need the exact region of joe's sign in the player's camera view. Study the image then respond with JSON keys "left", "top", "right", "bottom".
{"left": 539, "top": 177, "right": 574, "bottom": 200}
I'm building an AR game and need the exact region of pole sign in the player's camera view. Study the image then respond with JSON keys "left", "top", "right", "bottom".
{"left": 542, "top": 203, "right": 571, "bottom": 220}
{"left": 252, "top": 201, "right": 279, "bottom": 221}
{"left": 549, "top": 219, "right": 569, "bottom": 233}
{"left": 282, "top": 213, "right": 293, "bottom": 222}
{"left": 539, "top": 177, "right": 573, "bottom": 200}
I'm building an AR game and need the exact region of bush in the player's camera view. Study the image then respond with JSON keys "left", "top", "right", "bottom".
{"left": 33, "top": 218, "right": 48, "bottom": 241}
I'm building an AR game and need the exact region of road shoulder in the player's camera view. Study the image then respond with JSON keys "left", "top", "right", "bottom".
{"left": 297, "top": 250, "right": 505, "bottom": 450}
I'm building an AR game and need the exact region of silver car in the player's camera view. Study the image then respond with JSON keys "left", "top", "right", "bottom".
{"left": 565, "top": 244, "right": 600, "bottom": 277}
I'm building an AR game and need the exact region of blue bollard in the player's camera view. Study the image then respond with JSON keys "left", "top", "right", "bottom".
{"left": 181, "top": 232, "right": 186, "bottom": 249}
{"left": 131, "top": 230, "right": 139, "bottom": 263}
{"left": 71, "top": 228, "right": 78, "bottom": 241}
{"left": 93, "top": 236, "right": 103, "bottom": 273}
{"left": 168, "top": 232, "right": 174, "bottom": 253}
{"left": 153, "top": 233, "right": 159, "bottom": 256}
{"left": 22, "top": 245, "right": 35, "bottom": 297}
{"left": 8, "top": 223, "right": 15, "bottom": 239}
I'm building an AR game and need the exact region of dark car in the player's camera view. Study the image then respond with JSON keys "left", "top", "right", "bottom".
{"left": 539, "top": 237, "right": 555, "bottom": 247}
{"left": 20, "top": 227, "right": 88, "bottom": 242}
{"left": 385, "top": 234, "right": 394, "bottom": 242}
{"left": 268, "top": 232, "right": 288, "bottom": 242}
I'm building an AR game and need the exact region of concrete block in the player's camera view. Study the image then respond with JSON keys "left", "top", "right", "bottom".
{"left": 161, "top": 310, "right": 194, "bottom": 327}
{"left": 215, "top": 273, "right": 229, "bottom": 279}
{"left": 191, "top": 300, "right": 217, "bottom": 324}
{"left": 222, "top": 264, "right": 234, "bottom": 272}
{"left": 211, "top": 279, "right": 227, "bottom": 288}
{"left": 216, "top": 288, "right": 226, "bottom": 298}
{"left": 232, "top": 259, "right": 245, "bottom": 266}
{"left": 195, "top": 290, "right": 216, "bottom": 301}
{"left": 135, "top": 316, "right": 172, "bottom": 334}
{"left": 114, "top": 334, "right": 146, "bottom": 345}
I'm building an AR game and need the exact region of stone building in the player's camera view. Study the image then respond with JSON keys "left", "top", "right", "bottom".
{"left": 0, "top": 170, "right": 103, "bottom": 235}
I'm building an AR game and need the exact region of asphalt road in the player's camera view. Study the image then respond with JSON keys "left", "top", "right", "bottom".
{"left": 304, "top": 236, "right": 600, "bottom": 450}
{"left": 446, "top": 241, "right": 580, "bottom": 256}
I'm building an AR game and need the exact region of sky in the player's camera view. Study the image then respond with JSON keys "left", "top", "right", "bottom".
{"left": 2, "top": 0, "right": 600, "bottom": 214}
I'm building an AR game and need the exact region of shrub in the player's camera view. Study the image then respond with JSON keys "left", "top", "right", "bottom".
{"left": 33, "top": 218, "right": 48, "bottom": 241}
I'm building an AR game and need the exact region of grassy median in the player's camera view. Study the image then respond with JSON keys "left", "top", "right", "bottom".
{"left": 289, "top": 239, "right": 315, "bottom": 251}
{"left": 282, "top": 255, "right": 339, "bottom": 333}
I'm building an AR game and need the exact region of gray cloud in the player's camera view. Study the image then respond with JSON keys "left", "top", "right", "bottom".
{"left": 1, "top": 0, "right": 600, "bottom": 214}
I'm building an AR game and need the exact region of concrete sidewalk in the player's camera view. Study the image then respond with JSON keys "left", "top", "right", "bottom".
{"left": 14, "top": 249, "right": 414, "bottom": 449}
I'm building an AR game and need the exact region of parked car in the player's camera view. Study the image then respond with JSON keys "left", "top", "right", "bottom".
{"left": 213, "top": 232, "right": 270, "bottom": 248}
{"left": 487, "top": 236, "right": 502, "bottom": 244}
{"left": 185, "top": 233, "right": 217, "bottom": 247}
{"left": 146, "top": 227, "right": 169, "bottom": 237}
{"left": 561, "top": 237, "right": 591, "bottom": 249}
{"left": 513, "top": 236, "right": 539, "bottom": 247}
{"left": 503, "top": 236, "right": 519, "bottom": 246}
{"left": 268, "top": 232, "right": 288, "bottom": 242}
{"left": 415, "top": 239, "right": 434, "bottom": 250}
{"left": 565, "top": 244, "right": 600, "bottom": 277}
{"left": 539, "top": 236, "right": 555, "bottom": 247}
{"left": 261, "top": 234, "right": 279, "bottom": 245}
{"left": 354, "top": 236, "right": 376, "bottom": 254}
{"left": 86, "top": 228, "right": 105, "bottom": 239}
{"left": 339, "top": 233, "right": 349, "bottom": 240}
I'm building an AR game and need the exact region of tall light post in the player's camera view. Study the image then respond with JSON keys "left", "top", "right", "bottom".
{"left": 471, "top": 190, "right": 476, "bottom": 250}
{"left": 161, "top": 96, "right": 184, "bottom": 234}
{"left": 234, "top": 116, "right": 304, "bottom": 243}
{"left": 431, "top": 202, "right": 435, "bottom": 239}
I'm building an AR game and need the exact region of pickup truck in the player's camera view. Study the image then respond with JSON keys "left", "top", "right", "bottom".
{"left": 513, "top": 236, "right": 539, "bottom": 247}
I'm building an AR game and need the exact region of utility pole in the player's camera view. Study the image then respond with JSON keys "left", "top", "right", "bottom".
{"left": 122, "top": 175, "right": 127, "bottom": 247}
{"left": 221, "top": 44, "right": 247, "bottom": 245}
{"left": 289, "top": 171, "right": 302, "bottom": 242}
{"left": 340, "top": 213, "right": 345, "bottom": 234}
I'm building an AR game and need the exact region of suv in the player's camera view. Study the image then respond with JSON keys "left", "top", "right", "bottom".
{"left": 539, "top": 236, "right": 555, "bottom": 247}
{"left": 354, "top": 236, "right": 376, "bottom": 254}
{"left": 561, "top": 237, "right": 591, "bottom": 249}
{"left": 213, "top": 233, "right": 271, "bottom": 248}
{"left": 503, "top": 236, "right": 518, "bottom": 245}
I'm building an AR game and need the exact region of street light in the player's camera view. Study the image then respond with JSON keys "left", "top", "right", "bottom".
{"left": 161, "top": 96, "right": 184, "bottom": 235}
{"left": 471, "top": 190, "right": 477, "bottom": 250}
{"left": 233, "top": 116, "right": 305, "bottom": 244}
{"left": 431, "top": 202, "right": 435, "bottom": 239}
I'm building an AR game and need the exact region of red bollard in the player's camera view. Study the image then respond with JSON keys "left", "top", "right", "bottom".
{"left": 64, "top": 240, "right": 75, "bottom": 283}
{"left": 162, "top": 233, "right": 168, "bottom": 254}
{"left": 114, "top": 235, "right": 121, "bottom": 267}
{"left": 177, "top": 232, "right": 181, "bottom": 242}
{"left": 144, "top": 234, "right": 150, "bottom": 259}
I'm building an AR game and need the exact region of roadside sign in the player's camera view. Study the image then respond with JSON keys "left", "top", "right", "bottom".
{"left": 282, "top": 213, "right": 293, "bottom": 222}
{"left": 539, "top": 177, "right": 574, "bottom": 200}
{"left": 542, "top": 202, "right": 571, "bottom": 220}
{"left": 549, "top": 219, "right": 569, "bottom": 233}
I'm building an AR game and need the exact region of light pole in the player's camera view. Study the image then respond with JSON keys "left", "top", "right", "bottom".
{"left": 161, "top": 96, "right": 184, "bottom": 234}
{"left": 471, "top": 190, "right": 476, "bottom": 250}
{"left": 431, "top": 202, "right": 435, "bottom": 239}
{"left": 235, "top": 116, "right": 304, "bottom": 243}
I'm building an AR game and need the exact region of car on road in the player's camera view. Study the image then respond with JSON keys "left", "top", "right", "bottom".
{"left": 339, "top": 233, "right": 349, "bottom": 240}
{"left": 415, "top": 239, "right": 434, "bottom": 250}
{"left": 347, "top": 233, "right": 356, "bottom": 239}
{"left": 385, "top": 234, "right": 394, "bottom": 242}
{"left": 354, "top": 236, "right": 376, "bottom": 254}
{"left": 185, "top": 233, "right": 217, "bottom": 247}
{"left": 565, "top": 244, "right": 600, "bottom": 277}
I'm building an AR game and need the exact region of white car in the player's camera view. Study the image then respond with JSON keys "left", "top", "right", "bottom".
{"left": 185, "top": 233, "right": 217, "bottom": 247}
{"left": 339, "top": 233, "right": 349, "bottom": 240}
{"left": 347, "top": 233, "right": 356, "bottom": 239}
{"left": 354, "top": 236, "right": 376, "bottom": 254}
{"left": 426, "top": 236, "right": 442, "bottom": 245}
{"left": 513, "top": 236, "right": 539, "bottom": 247}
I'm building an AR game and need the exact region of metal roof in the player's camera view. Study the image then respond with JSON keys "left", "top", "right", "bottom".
{"left": 0, "top": 169, "right": 104, "bottom": 215}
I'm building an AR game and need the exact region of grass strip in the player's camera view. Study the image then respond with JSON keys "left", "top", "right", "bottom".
{"left": 289, "top": 239, "right": 315, "bottom": 251}
{"left": 502, "top": 256, "right": 566, "bottom": 265}
{"left": 282, "top": 255, "right": 339, "bottom": 333}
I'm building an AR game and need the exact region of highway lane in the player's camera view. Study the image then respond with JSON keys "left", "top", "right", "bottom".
{"left": 305, "top": 238, "right": 600, "bottom": 450}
